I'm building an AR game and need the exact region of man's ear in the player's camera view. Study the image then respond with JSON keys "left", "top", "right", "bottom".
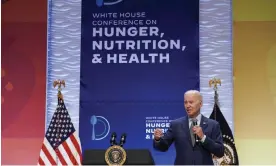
{"left": 199, "top": 100, "right": 203, "bottom": 107}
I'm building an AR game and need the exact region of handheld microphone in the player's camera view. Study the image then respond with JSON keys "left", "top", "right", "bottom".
{"left": 192, "top": 119, "right": 199, "bottom": 143}
{"left": 110, "top": 132, "right": 117, "bottom": 146}
{"left": 119, "top": 133, "right": 127, "bottom": 147}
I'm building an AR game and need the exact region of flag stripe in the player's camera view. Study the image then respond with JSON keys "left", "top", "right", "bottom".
{"left": 57, "top": 158, "right": 63, "bottom": 166}
{"left": 39, "top": 151, "right": 50, "bottom": 165}
{"left": 56, "top": 148, "right": 68, "bottom": 165}
{"left": 67, "top": 137, "right": 81, "bottom": 164}
{"left": 68, "top": 134, "right": 82, "bottom": 164}
{"left": 43, "top": 139, "right": 57, "bottom": 159}
{"left": 42, "top": 144, "right": 57, "bottom": 165}
{"left": 62, "top": 139, "right": 78, "bottom": 165}
{"left": 58, "top": 144, "right": 72, "bottom": 165}
{"left": 38, "top": 157, "right": 45, "bottom": 165}
{"left": 70, "top": 133, "right": 82, "bottom": 160}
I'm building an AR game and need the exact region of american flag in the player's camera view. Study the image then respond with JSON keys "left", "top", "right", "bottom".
{"left": 38, "top": 96, "right": 82, "bottom": 165}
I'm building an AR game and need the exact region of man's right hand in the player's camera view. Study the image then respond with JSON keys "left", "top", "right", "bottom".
{"left": 154, "top": 128, "right": 164, "bottom": 141}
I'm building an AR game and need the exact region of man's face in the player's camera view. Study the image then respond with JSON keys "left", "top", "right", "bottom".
{"left": 184, "top": 94, "right": 202, "bottom": 118}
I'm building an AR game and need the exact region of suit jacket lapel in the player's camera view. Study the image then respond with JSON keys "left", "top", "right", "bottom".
{"left": 200, "top": 115, "right": 208, "bottom": 131}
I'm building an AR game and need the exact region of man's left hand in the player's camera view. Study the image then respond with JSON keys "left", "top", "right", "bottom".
{"left": 193, "top": 126, "right": 204, "bottom": 139}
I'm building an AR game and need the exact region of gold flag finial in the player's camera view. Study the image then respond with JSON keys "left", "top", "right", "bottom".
{"left": 209, "top": 77, "right": 221, "bottom": 91}
{"left": 53, "top": 79, "right": 65, "bottom": 99}
{"left": 209, "top": 77, "right": 221, "bottom": 104}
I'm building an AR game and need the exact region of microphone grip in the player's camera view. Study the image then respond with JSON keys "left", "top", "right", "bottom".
{"left": 111, "top": 139, "right": 115, "bottom": 146}
{"left": 195, "top": 134, "right": 199, "bottom": 142}
{"left": 192, "top": 122, "right": 199, "bottom": 143}
{"left": 110, "top": 132, "right": 117, "bottom": 146}
{"left": 120, "top": 139, "right": 124, "bottom": 146}
{"left": 119, "top": 134, "right": 126, "bottom": 147}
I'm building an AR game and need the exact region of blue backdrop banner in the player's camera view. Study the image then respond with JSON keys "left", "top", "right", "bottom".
{"left": 79, "top": 0, "right": 199, "bottom": 164}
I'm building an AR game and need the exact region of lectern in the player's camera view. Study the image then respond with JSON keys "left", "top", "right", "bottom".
{"left": 82, "top": 149, "right": 155, "bottom": 165}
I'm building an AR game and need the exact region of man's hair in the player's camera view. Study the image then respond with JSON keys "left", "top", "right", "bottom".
{"left": 184, "top": 90, "right": 203, "bottom": 102}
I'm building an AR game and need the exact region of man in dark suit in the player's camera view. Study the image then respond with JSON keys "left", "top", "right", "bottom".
{"left": 153, "top": 90, "right": 224, "bottom": 165}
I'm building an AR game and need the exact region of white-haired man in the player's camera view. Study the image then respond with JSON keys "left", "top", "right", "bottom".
{"left": 153, "top": 90, "right": 224, "bottom": 165}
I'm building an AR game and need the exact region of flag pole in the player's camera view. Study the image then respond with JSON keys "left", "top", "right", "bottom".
{"left": 209, "top": 77, "right": 221, "bottom": 120}
{"left": 53, "top": 79, "right": 66, "bottom": 164}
